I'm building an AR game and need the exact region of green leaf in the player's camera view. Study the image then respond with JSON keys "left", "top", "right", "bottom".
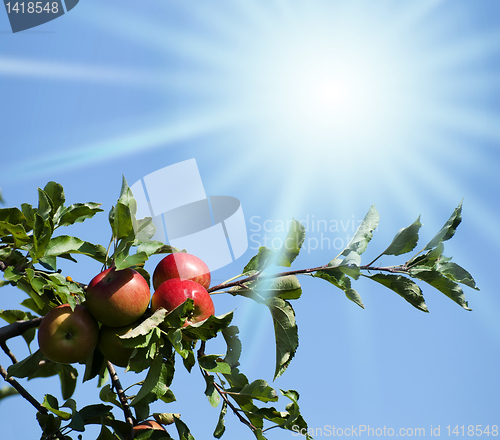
{"left": 15, "top": 277, "right": 47, "bottom": 311}
{"left": 162, "top": 298, "right": 195, "bottom": 329}
{"left": 96, "top": 425, "right": 117, "bottom": 440}
{"left": 413, "top": 270, "right": 472, "bottom": 311}
{"left": 341, "top": 205, "right": 379, "bottom": 256}
{"left": 313, "top": 268, "right": 364, "bottom": 309}
{"left": 120, "top": 309, "right": 167, "bottom": 344}
{"left": 83, "top": 346, "right": 107, "bottom": 383}
{"left": 274, "top": 219, "right": 305, "bottom": 267}
{"left": 338, "top": 251, "right": 361, "bottom": 280}
{"left": 20, "top": 297, "right": 48, "bottom": 316}
{"left": 239, "top": 379, "right": 278, "bottom": 403}
{"left": 382, "top": 216, "right": 422, "bottom": 256}
{"left": 173, "top": 416, "right": 195, "bottom": 440}
{"left": 369, "top": 273, "right": 428, "bottom": 312}
{"left": 0, "top": 309, "right": 38, "bottom": 348}
{"left": 223, "top": 366, "right": 249, "bottom": 390}
{"left": 59, "top": 364, "right": 78, "bottom": 400}
{"left": 135, "top": 217, "right": 156, "bottom": 243}
{"left": 99, "top": 384, "right": 122, "bottom": 409}
{"left": 203, "top": 374, "right": 220, "bottom": 408}
{"left": 32, "top": 213, "right": 53, "bottom": 262}
{"left": 0, "top": 221, "right": 30, "bottom": 248}
{"left": 68, "top": 411, "right": 86, "bottom": 432}
{"left": 38, "top": 256, "right": 58, "bottom": 271}
{"left": 119, "top": 175, "right": 138, "bottom": 215}
{"left": 109, "top": 177, "right": 138, "bottom": 242}
{"left": 0, "top": 207, "right": 26, "bottom": 226}
{"left": 213, "top": 401, "right": 227, "bottom": 438}
{"left": 36, "top": 412, "right": 61, "bottom": 436}
{"left": 266, "top": 298, "right": 298, "bottom": 379}
{"left": 253, "top": 428, "right": 268, "bottom": 440}
{"left": 243, "top": 247, "right": 275, "bottom": 274}
{"left": 43, "top": 182, "right": 65, "bottom": 216}
{"left": 436, "top": 259, "right": 479, "bottom": 290}
{"left": 0, "top": 188, "right": 4, "bottom": 205}
{"left": 137, "top": 241, "right": 179, "bottom": 258}
{"left": 42, "top": 394, "right": 71, "bottom": 420}
{"left": 182, "top": 311, "right": 234, "bottom": 341}
{"left": 199, "top": 355, "right": 232, "bottom": 374}
{"left": 0, "top": 386, "right": 17, "bottom": 401}
{"left": 61, "top": 399, "right": 82, "bottom": 433}
{"left": 37, "top": 188, "right": 53, "bottom": 221}
{"left": 222, "top": 326, "right": 242, "bottom": 368}
{"left": 21, "top": 203, "right": 35, "bottom": 232}
{"left": 43, "top": 235, "right": 107, "bottom": 263}
{"left": 27, "top": 360, "right": 61, "bottom": 380}
{"left": 7, "top": 350, "right": 44, "bottom": 378}
{"left": 280, "top": 389, "right": 311, "bottom": 436}
{"left": 241, "top": 275, "right": 302, "bottom": 300}
{"left": 56, "top": 202, "right": 103, "bottom": 227}
{"left": 131, "top": 355, "right": 170, "bottom": 406}
{"left": 153, "top": 413, "right": 181, "bottom": 425}
{"left": 109, "top": 202, "right": 132, "bottom": 241}
{"left": 424, "top": 200, "right": 463, "bottom": 250}
{"left": 408, "top": 242, "right": 444, "bottom": 268}
{"left": 114, "top": 250, "right": 149, "bottom": 271}
{"left": 166, "top": 329, "right": 191, "bottom": 360}
{"left": 77, "top": 403, "right": 113, "bottom": 420}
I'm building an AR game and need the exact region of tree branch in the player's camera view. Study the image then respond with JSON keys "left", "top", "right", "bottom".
{"left": 0, "top": 318, "right": 43, "bottom": 343}
{"left": 208, "top": 264, "right": 410, "bottom": 293}
{"left": 107, "top": 362, "right": 135, "bottom": 430}
{"left": 0, "top": 363, "right": 66, "bottom": 440}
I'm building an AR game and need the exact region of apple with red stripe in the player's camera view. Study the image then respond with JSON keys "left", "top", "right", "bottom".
{"left": 152, "top": 253, "right": 214, "bottom": 326}
{"left": 152, "top": 253, "right": 211, "bottom": 290}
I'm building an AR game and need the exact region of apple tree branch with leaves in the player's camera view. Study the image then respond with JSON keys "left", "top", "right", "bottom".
{"left": 0, "top": 179, "right": 478, "bottom": 439}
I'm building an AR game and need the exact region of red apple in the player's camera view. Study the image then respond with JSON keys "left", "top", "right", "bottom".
{"left": 133, "top": 420, "right": 167, "bottom": 438}
{"left": 86, "top": 267, "right": 151, "bottom": 327}
{"left": 98, "top": 321, "right": 139, "bottom": 368}
{"left": 38, "top": 304, "right": 99, "bottom": 364}
{"left": 151, "top": 279, "right": 214, "bottom": 327}
{"left": 152, "top": 253, "right": 211, "bottom": 291}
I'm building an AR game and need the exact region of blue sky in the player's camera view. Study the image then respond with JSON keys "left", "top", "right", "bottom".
{"left": 1, "top": 0, "right": 499, "bottom": 438}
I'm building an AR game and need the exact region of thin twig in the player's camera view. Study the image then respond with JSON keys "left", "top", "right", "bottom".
{"left": 212, "top": 378, "right": 257, "bottom": 431}
{"left": 197, "top": 341, "right": 257, "bottom": 432}
{"left": 1, "top": 340, "right": 18, "bottom": 364}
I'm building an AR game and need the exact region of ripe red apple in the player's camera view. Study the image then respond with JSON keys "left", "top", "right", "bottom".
{"left": 151, "top": 278, "right": 214, "bottom": 327}
{"left": 133, "top": 420, "right": 167, "bottom": 438}
{"left": 98, "top": 321, "right": 139, "bottom": 368}
{"left": 86, "top": 267, "right": 151, "bottom": 327}
{"left": 152, "top": 253, "right": 211, "bottom": 291}
{"left": 38, "top": 304, "right": 99, "bottom": 364}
